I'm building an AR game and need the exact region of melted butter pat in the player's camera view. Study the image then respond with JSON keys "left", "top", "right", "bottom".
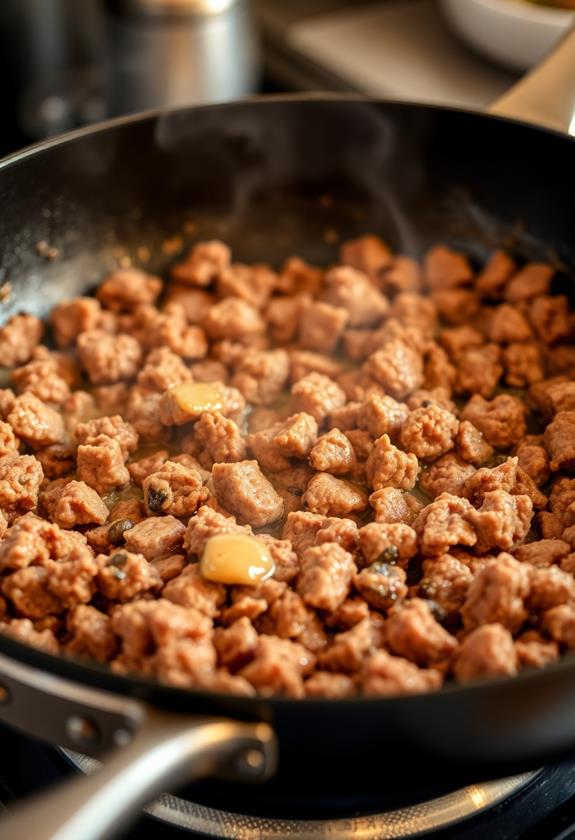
{"left": 200, "top": 534, "right": 275, "bottom": 585}
{"left": 170, "top": 382, "right": 224, "bottom": 415}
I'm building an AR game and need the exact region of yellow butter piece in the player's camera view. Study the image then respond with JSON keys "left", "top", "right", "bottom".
{"left": 200, "top": 534, "right": 275, "bottom": 585}
{"left": 171, "top": 382, "right": 224, "bottom": 416}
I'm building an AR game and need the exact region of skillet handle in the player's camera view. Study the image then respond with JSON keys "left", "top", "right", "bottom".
{"left": 489, "top": 23, "right": 575, "bottom": 133}
{"left": 0, "top": 708, "right": 277, "bottom": 840}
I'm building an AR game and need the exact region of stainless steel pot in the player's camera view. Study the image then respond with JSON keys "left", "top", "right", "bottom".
{"left": 103, "top": 0, "right": 259, "bottom": 115}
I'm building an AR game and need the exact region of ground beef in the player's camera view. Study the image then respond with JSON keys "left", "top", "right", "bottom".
{"left": 212, "top": 461, "right": 284, "bottom": 527}
{"left": 476, "top": 250, "right": 516, "bottom": 299}
{"left": 297, "top": 542, "right": 356, "bottom": 612}
{"left": 544, "top": 411, "right": 575, "bottom": 471}
{"left": 385, "top": 598, "right": 458, "bottom": 665}
{"left": 124, "top": 515, "right": 185, "bottom": 560}
{"left": 460, "top": 394, "right": 527, "bottom": 449}
{"left": 358, "top": 522, "right": 417, "bottom": 564}
{"left": 308, "top": 428, "right": 356, "bottom": 475}
{"left": 461, "top": 554, "right": 530, "bottom": 632}
{"left": 2, "top": 236, "right": 574, "bottom": 699}
{"left": 142, "top": 460, "right": 208, "bottom": 517}
{"left": 369, "top": 487, "right": 421, "bottom": 525}
{"left": 42, "top": 480, "right": 109, "bottom": 529}
{"left": 274, "top": 413, "right": 318, "bottom": 458}
{"left": 353, "top": 563, "right": 407, "bottom": 610}
{"left": 366, "top": 434, "right": 419, "bottom": 491}
{"left": 0, "top": 456, "right": 44, "bottom": 518}
{"left": 7, "top": 393, "right": 64, "bottom": 449}
{"left": 454, "top": 624, "right": 517, "bottom": 683}
{"left": 419, "top": 454, "right": 476, "bottom": 498}
{"left": 515, "top": 630, "right": 559, "bottom": 670}
{"left": 76, "top": 435, "right": 130, "bottom": 495}
{"left": 358, "top": 393, "right": 409, "bottom": 440}
{"left": 291, "top": 372, "right": 346, "bottom": 423}
{"left": 0, "top": 314, "right": 43, "bottom": 366}
{"left": 419, "top": 554, "right": 473, "bottom": 616}
{"left": 503, "top": 343, "right": 545, "bottom": 388}
{"left": 324, "top": 265, "right": 389, "bottom": 327}
{"left": 365, "top": 339, "right": 424, "bottom": 399}
{"left": 470, "top": 491, "right": 533, "bottom": 553}
{"left": 77, "top": 330, "right": 142, "bottom": 384}
{"left": 455, "top": 344, "right": 503, "bottom": 398}
{"left": 400, "top": 405, "right": 459, "bottom": 460}
{"left": 362, "top": 649, "right": 442, "bottom": 696}
{"left": 505, "top": 263, "right": 554, "bottom": 302}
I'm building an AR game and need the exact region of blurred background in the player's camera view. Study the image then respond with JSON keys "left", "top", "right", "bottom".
{"left": 0, "top": 0, "right": 573, "bottom": 156}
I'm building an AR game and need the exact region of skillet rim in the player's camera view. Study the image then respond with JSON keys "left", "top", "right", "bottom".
{"left": 1, "top": 92, "right": 575, "bottom": 712}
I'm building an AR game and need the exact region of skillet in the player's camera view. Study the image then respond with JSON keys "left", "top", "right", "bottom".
{"left": 1, "top": 25, "right": 575, "bottom": 840}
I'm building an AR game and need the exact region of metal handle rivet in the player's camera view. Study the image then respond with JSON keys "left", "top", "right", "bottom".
{"left": 0, "top": 683, "right": 10, "bottom": 704}
{"left": 66, "top": 715, "right": 100, "bottom": 748}
{"left": 113, "top": 727, "right": 133, "bottom": 747}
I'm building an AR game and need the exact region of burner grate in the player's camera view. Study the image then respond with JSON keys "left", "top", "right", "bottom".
{"left": 63, "top": 749, "right": 538, "bottom": 839}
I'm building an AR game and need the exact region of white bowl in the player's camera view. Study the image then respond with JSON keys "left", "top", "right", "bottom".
{"left": 440, "top": 0, "right": 574, "bottom": 72}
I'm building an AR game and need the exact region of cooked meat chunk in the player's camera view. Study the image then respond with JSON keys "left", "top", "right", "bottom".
{"left": 419, "top": 555, "right": 473, "bottom": 616}
{"left": 324, "top": 265, "right": 389, "bottom": 327}
{"left": 97, "top": 550, "right": 162, "bottom": 601}
{"left": 42, "top": 480, "right": 109, "bottom": 529}
{"left": 7, "top": 393, "right": 64, "bottom": 448}
{"left": 76, "top": 435, "right": 130, "bottom": 495}
{"left": 470, "top": 491, "right": 533, "bottom": 553}
{"left": 0, "top": 314, "right": 43, "bottom": 366}
{"left": 274, "top": 413, "right": 318, "bottom": 458}
{"left": 369, "top": 487, "right": 421, "bottom": 525}
{"left": 298, "top": 542, "right": 357, "bottom": 612}
{"left": 298, "top": 301, "right": 348, "bottom": 352}
{"left": 362, "top": 650, "right": 442, "bottom": 696}
{"left": 77, "top": 331, "right": 142, "bottom": 384}
{"left": 303, "top": 473, "right": 367, "bottom": 517}
{"left": 291, "top": 373, "right": 346, "bottom": 423}
{"left": 385, "top": 598, "right": 458, "bottom": 665}
{"left": 184, "top": 506, "right": 250, "bottom": 557}
{"left": 353, "top": 563, "right": 407, "bottom": 610}
{"left": 414, "top": 493, "right": 476, "bottom": 556}
{"left": 232, "top": 349, "right": 290, "bottom": 404}
{"left": 358, "top": 522, "right": 417, "bottom": 564}
{"left": 515, "top": 631, "right": 559, "bottom": 670}
{"left": 0, "top": 456, "right": 43, "bottom": 517}
{"left": 545, "top": 411, "right": 575, "bottom": 471}
{"left": 366, "top": 434, "right": 419, "bottom": 491}
{"left": 171, "top": 240, "right": 231, "bottom": 286}
{"left": 358, "top": 393, "right": 409, "bottom": 440}
{"left": 503, "top": 343, "right": 545, "bottom": 387}
{"left": 460, "top": 394, "right": 526, "bottom": 449}
{"left": 461, "top": 554, "right": 530, "bottom": 633}
{"left": 515, "top": 539, "right": 571, "bottom": 568}
{"left": 142, "top": 461, "right": 208, "bottom": 517}
{"left": 309, "top": 428, "right": 356, "bottom": 475}
{"left": 75, "top": 415, "right": 139, "bottom": 459}
{"left": 124, "top": 515, "right": 186, "bottom": 560}
{"left": 476, "top": 250, "right": 516, "bottom": 299}
{"left": 455, "top": 344, "right": 503, "bottom": 398}
{"left": 239, "top": 635, "right": 315, "bottom": 698}
{"left": 424, "top": 244, "right": 473, "bottom": 291}
{"left": 453, "top": 624, "right": 517, "bottom": 683}
{"left": 419, "top": 454, "right": 476, "bottom": 498}
{"left": 504, "top": 263, "right": 554, "bottom": 302}
{"left": 97, "top": 268, "right": 162, "bottom": 311}
{"left": 400, "top": 405, "right": 459, "bottom": 460}
{"left": 365, "top": 339, "right": 423, "bottom": 399}
{"left": 340, "top": 234, "right": 392, "bottom": 278}
{"left": 163, "top": 563, "right": 225, "bottom": 617}
{"left": 212, "top": 461, "right": 284, "bottom": 527}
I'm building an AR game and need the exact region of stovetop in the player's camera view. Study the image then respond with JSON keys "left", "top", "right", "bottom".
{"left": 2, "top": 722, "right": 575, "bottom": 839}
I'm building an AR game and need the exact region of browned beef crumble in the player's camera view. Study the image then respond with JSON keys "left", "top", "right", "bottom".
{"left": 0, "top": 236, "right": 573, "bottom": 698}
